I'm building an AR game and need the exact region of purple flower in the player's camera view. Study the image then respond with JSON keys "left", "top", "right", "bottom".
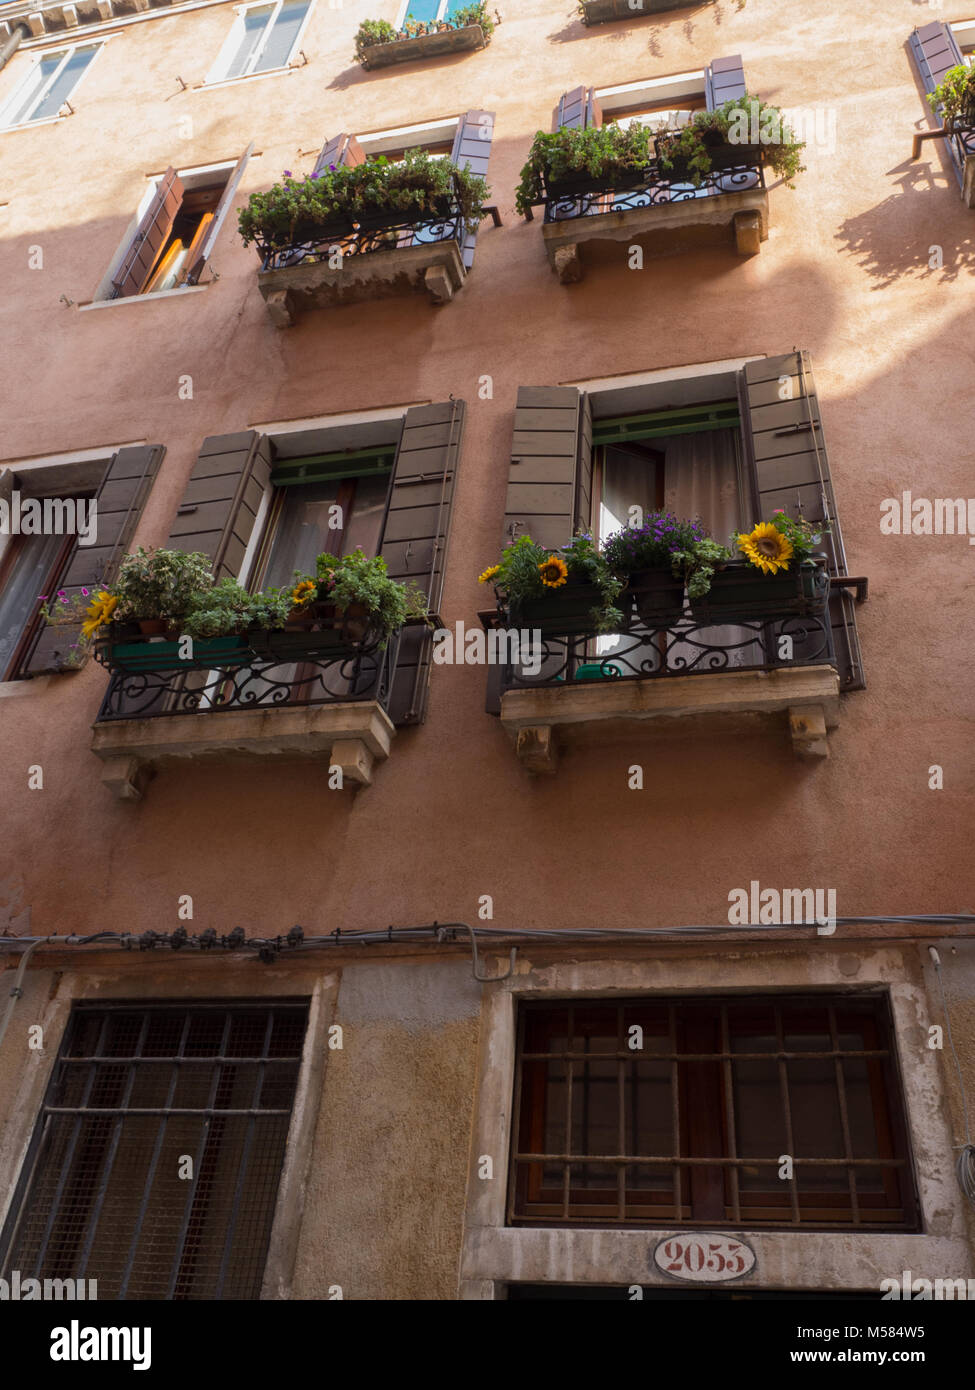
{"left": 57, "top": 590, "right": 66, "bottom": 599}
{"left": 38, "top": 595, "right": 47, "bottom": 602}
{"left": 328, "top": 164, "right": 336, "bottom": 171}
{"left": 81, "top": 587, "right": 90, "bottom": 597}
{"left": 283, "top": 169, "right": 293, "bottom": 177}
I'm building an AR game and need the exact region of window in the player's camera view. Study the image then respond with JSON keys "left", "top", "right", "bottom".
{"left": 0, "top": 1003, "right": 307, "bottom": 1299}
{"left": 510, "top": 995, "right": 919, "bottom": 1230}
{"left": 208, "top": 0, "right": 312, "bottom": 83}
{"left": 0, "top": 43, "right": 101, "bottom": 128}
{"left": 102, "top": 151, "right": 252, "bottom": 300}
{"left": 0, "top": 493, "right": 90, "bottom": 681}
{"left": 395, "top": 0, "right": 471, "bottom": 26}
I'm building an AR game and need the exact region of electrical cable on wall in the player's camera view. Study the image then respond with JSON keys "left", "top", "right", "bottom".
{"left": 929, "top": 946, "right": 975, "bottom": 1209}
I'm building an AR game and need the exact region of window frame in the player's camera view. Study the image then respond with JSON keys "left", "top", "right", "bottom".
{"left": 508, "top": 993, "right": 920, "bottom": 1233}
{"left": 206, "top": 0, "right": 314, "bottom": 85}
{"left": 0, "top": 40, "right": 104, "bottom": 130}
{"left": 393, "top": 0, "right": 469, "bottom": 29}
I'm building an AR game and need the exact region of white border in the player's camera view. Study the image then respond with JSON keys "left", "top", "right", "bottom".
{"left": 205, "top": 0, "right": 314, "bottom": 85}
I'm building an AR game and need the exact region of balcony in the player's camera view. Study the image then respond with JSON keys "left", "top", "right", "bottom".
{"left": 89, "top": 624, "right": 405, "bottom": 800}
{"left": 528, "top": 160, "right": 768, "bottom": 283}
{"left": 579, "top": 0, "right": 704, "bottom": 22}
{"left": 912, "top": 120, "right": 975, "bottom": 206}
{"left": 487, "top": 564, "right": 840, "bottom": 772}
{"left": 256, "top": 208, "right": 474, "bottom": 326}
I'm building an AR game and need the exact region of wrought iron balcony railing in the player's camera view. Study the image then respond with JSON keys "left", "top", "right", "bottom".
{"left": 493, "top": 568, "right": 833, "bottom": 695}
{"left": 94, "top": 625, "right": 400, "bottom": 723}
{"left": 525, "top": 158, "right": 766, "bottom": 224}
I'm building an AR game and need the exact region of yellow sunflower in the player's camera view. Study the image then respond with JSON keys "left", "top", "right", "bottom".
{"left": 737, "top": 523, "right": 794, "bottom": 575}
{"left": 291, "top": 578, "right": 317, "bottom": 607}
{"left": 538, "top": 555, "right": 568, "bottom": 588}
{"left": 81, "top": 591, "right": 117, "bottom": 639}
{"left": 478, "top": 564, "right": 501, "bottom": 585}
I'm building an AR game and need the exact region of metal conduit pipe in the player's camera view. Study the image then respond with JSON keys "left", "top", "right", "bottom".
{"left": 0, "top": 23, "right": 31, "bottom": 74}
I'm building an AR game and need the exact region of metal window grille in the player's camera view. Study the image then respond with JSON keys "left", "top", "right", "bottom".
{"left": 509, "top": 995, "right": 919, "bottom": 1231}
{"left": 0, "top": 1002, "right": 308, "bottom": 1299}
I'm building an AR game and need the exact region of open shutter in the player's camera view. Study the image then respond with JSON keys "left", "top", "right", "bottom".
{"left": 165, "top": 431, "right": 273, "bottom": 581}
{"left": 312, "top": 133, "right": 365, "bottom": 177}
{"left": 378, "top": 400, "right": 465, "bottom": 725}
{"left": 111, "top": 168, "right": 184, "bottom": 299}
{"left": 705, "top": 55, "right": 747, "bottom": 109}
{"left": 185, "top": 141, "right": 254, "bottom": 285}
{"left": 909, "top": 21, "right": 964, "bottom": 99}
{"left": 737, "top": 352, "right": 864, "bottom": 691}
{"left": 449, "top": 110, "right": 495, "bottom": 270}
{"left": 553, "top": 85, "right": 601, "bottom": 132}
{"left": 20, "top": 445, "right": 165, "bottom": 676}
{"left": 502, "top": 387, "right": 593, "bottom": 550}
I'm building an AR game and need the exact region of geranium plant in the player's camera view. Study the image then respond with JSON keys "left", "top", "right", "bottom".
{"left": 238, "top": 150, "right": 489, "bottom": 252}
{"left": 929, "top": 64, "right": 975, "bottom": 127}
{"left": 602, "top": 513, "right": 732, "bottom": 599}
{"left": 515, "top": 122, "right": 657, "bottom": 216}
{"left": 478, "top": 532, "right": 624, "bottom": 632}
{"left": 735, "top": 512, "right": 828, "bottom": 574}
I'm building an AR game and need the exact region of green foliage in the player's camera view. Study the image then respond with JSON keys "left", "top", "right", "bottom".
{"left": 314, "top": 549, "right": 425, "bottom": 644}
{"left": 515, "top": 122, "right": 656, "bottom": 216}
{"left": 238, "top": 148, "right": 489, "bottom": 249}
{"left": 109, "top": 548, "right": 214, "bottom": 624}
{"left": 479, "top": 533, "right": 624, "bottom": 633}
{"left": 929, "top": 64, "right": 975, "bottom": 126}
{"left": 656, "top": 98, "right": 806, "bottom": 187}
{"left": 678, "top": 537, "right": 732, "bottom": 599}
{"left": 354, "top": 2, "right": 494, "bottom": 59}
{"left": 181, "top": 578, "right": 292, "bottom": 639}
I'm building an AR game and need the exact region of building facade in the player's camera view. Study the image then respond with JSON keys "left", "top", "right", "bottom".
{"left": 0, "top": 0, "right": 973, "bottom": 1301}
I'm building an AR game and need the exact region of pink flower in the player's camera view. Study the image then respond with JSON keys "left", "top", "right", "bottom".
{"left": 57, "top": 590, "right": 66, "bottom": 599}
{"left": 81, "top": 587, "right": 90, "bottom": 596}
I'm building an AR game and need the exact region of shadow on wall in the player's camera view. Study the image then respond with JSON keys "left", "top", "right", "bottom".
{"left": 835, "top": 158, "right": 975, "bottom": 288}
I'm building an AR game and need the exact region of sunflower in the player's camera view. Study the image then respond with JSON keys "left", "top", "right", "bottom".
{"left": 81, "top": 591, "right": 117, "bottom": 639}
{"left": 291, "top": 578, "right": 317, "bottom": 607}
{"left": 538, "top": 554, "right": 569, "bottom": 588}
{"left": 478, "top": 564, "right": 501, "bottom": 585}
{"left": 737, "top": 522, "right": 794, "bottom": 575}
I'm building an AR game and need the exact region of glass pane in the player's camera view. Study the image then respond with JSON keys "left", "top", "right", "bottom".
{"left": 256, "top": 0, "right": 310, "bottom": 72}
{"left": 0, "top": 530, "right": 65, "bottom": 678}
{"left": 6, "top": 52, "right": 63, "bottom": 125}
{"left": 403, "top": 0, "right": 441, "bottom": 24}
{"left": 32, "top": 46, "right": 99, "bottom": 121}
{"left": 626, "top": 1060, "right": 671, "bottom": 1177}
{"left": 342, "top": 473, "right": 388, "bottom": 558}
{"left": 570, "top": 1059, "right": 618, "bottom": 1159}
{"left": 226, "top": 6, "right": 275, "bottom": 79}
{"left": 843, "top": 1057, "right": 882, "bottom": 1159}
{"left": 789, "top": 1059, "right": 844, "bottom": 1159}
{"left": 263, "top": 481, "right": 344, "bottom": 586}
{"left": 733, "top": 1059, "right": 787, "bottom": 1158}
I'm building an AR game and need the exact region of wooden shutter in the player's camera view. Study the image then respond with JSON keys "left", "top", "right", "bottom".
{"left": 312, "top": 133, "right": 365, "bottom": 176}
{"left": 502, "top": 386, "right": 593, "bottom": 551}
{"left": 705, "top": 55, "right": 747, "bottom": 109}
{"left": 449, "top": 110, "right": 495, "bottom": 269}
{"left": 185, "top": 142, "right": 255, "bottom": 285}
{"left": 737, "top": 352, "right": 863, "bottom": 691}
{"left": 20, "top": 445, "right": 165, "bottom": 676}
{"left": 165, "top": 432, "right": 274, "bottom": 580}
{"left": 909, "top": 21, "right": 964, "bottom": 99}
{"left": 111, "top": 168, "right": 184, "bottom": 299}
{"left": 553, "top": 85, "right": 601, "bottom": 132}
{"left": 378, "top": 400, "right": 465, "bottom": 725}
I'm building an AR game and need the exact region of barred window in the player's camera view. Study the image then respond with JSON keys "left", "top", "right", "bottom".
{"left": 0, "top": 1003, "right": 307, "bottom": 1299}
{"left": 510, "top": 995, "right": 919, "bottom": 1231}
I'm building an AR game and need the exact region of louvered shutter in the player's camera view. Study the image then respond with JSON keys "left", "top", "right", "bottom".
{"left": 737, "top": 352, "right": 864, "bottom": 691}
{"left": 111, "top": 169, "right": 184, "bottom": 299}
{"left": 705, "top": 54, "right": 747, "bottom": 109}
{"left": 185, "top": 142, "right": 254, "bottom": 285}
{"left": 553, "top": 85, "right": 602, "bottom": 131}
{"left": 909, "top": 22, "right": 966, "bottom": 183}
{"left": 378, "top": 400, "right": 465, "bottom": 725}
{"left": 165, "top": 431, "right": 274, "bottom": 580}
{"left": 312, "top": 133, "right": 365, "bottom": 177}
{"left": 502, "top": 387, "right": 593, "bottom": 550}
{"left": 449, "top": 110, "right": 495, "bottom": 269}
{"left": 20, "top": 445, "right": 165, "bottom": 676}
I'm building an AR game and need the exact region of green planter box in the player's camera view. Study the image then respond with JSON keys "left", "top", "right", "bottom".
{"left": 690, "top": 563, "right": 828, "bottom": 618}
{"left": 104, "top": 635, "right": 248, "bottom": 673}
{"left": 581, "top": 0, "right": 698, "bottom": 22}
{"left": 628, "top": 569, "right": 686, "bottom": 623}
{"left": 360, "top": 23, "right": 487, "bottom": 69}
{"left": 509, "top": 583, "right": 601, "bottom": 636}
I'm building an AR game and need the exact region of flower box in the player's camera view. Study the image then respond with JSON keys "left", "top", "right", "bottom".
{"left": 627, "top": 569, "right": 686, "bottom": 622}
{"left": 101, "top": 634, "right": 249, "bottom": 672}
{"left": 355, "top": 195, "right": 454, "bottom": 233}
{"left": 580, "top": 0, "right": 698, "bottom": 23}
{"left": 509, "top": 582, "right": 603, "bottom": 636}
{"left": 359, "top": 23, "right": 487, "bottom": 69}
{"left": 689, "top": 562, "right": 828, "bottom": 617}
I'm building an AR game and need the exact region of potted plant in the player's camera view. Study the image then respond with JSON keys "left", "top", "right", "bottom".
{"left": 267, "top": 550, "right": 427, "bottom": 654}
{"left": 238, "top": 170, "right": 356, "bottom": 256}
{"left": 655, "top": 97, "right": 805, "bottom": 187}
{"left": 929, "top": 64, "right": 975, "bottom": 129}
{"left": 515, "top": 123, "right": 656, "bottom": 216}
{"left": 602, "top": 513, "right": 732, "bottom": 620}
{"left": 95, "top": 548, "right": 215, "bottom": 640}
{"left": 353, "top": 3, "right": 496, "bottom": 65}
{"left": 479, "top": 533, "right": 624, "bottom": 634}
{"left": 693, "top": 513, "right": 830, "bottom": 613}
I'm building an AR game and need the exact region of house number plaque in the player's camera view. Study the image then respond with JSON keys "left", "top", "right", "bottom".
{"left": 652, "top": 1234, "right": 756, "bottom": 1283}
